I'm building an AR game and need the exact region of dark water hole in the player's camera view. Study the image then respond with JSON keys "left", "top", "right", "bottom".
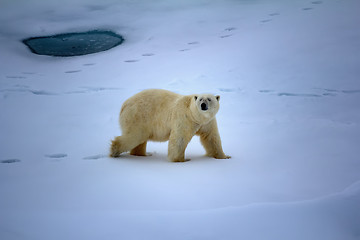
{"left": 23, "top": 30, "right": 124, "bottom": 57}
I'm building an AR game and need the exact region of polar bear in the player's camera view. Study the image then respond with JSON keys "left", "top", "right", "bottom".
{"left": 110, "top": 89, "right": 230, "bottom": 162}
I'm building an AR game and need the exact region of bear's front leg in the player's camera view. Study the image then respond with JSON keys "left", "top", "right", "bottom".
{"left": 168, "top": 136, "right": 189, "bottom": 162}
{"left": 197, "top": 119, "right": 231, "bottom": 159}
{"left": 168, "top": 127, "right": 194, "bottom": 162}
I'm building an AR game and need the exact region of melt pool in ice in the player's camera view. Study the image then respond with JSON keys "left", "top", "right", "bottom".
{"left": 22, "top": 30, "right": 124, "bottom": 57}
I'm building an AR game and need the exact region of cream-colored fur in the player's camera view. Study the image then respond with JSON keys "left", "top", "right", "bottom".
{"left": 110, "top": 89, "right": 230, "bottom": 162}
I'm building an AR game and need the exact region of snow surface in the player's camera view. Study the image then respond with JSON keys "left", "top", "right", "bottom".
{"left": 1, "top": 0, "right": 360, "bottom": 239}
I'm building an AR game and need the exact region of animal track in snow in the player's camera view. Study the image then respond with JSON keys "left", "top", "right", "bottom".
{"left": 322, "top": 93, "right": 337, "bottom": 97}
{"left": 45, "top": 153, "right": 68, "bottom": 159}
{"left": 314, "top": 88, "right": 360, "bottom": 95}
{"left": 65, "top": 70, "right": 82, "bottom": 74}
{"left": 269, "top": 13, "right": 280, "bottom": 16}
{"left": 220, "top": 35, "right": 232, "bottom": 39}
{"left": 83, "top": 154, "right": 108, "bottom": 160}
{"left": 258, "top": 86, "right": 360, "bottom": 97}
{"left": 80, "top": 86, "right": 121, "bottom": 92}
{"left": 259, "top": 12, "right": 280, "bottom": 25}
{"left": 302, "top": 1, "right": 324, "bottom": 11}
{"left": 277, "top": 92, "right": 321, "bottom": 97}
{"left": 259, "top": 90, "right": 275, "bottom": 93}
{"left": 188, "top": 41, "right": 200, "bottom": 45}
{"left": 318, "top": 88, "right": 338, "bottom": 96}
{"left": 259, "top": 90, "right": 322, "bottom": 97}
{"left": 321, "top": 88, "right": 339, "bottom": 92}
{"left": 260, "top": 19, "right": 272, "bottom": 23}
{"left": 64, "top": 87, "right": 120, "bottom": 95}
{"left": 342, "top": 90, "right": 360, "bottom": 94}
{"left": 21, "top": 72, "right": 37, "bottom": 75}
{"left": 218, "top": 88, "right": 239, "bottom": 93}
{"left": 142, "top": 53, "right": 155, "bottom": 57}
{"left": 224, "top": 27, "right": 236, "bottom": 32}
{"left": 30, "top": 90, "right": 57, "bottom": 96}
{"left": 0, "top": 86, "right": 57, "bottom": 96}
{"left": 6, "top": 75, "right": 26, "bottom": 79}
{"left": 1, "top": 159, "right": 21, "bottom": 164}
{"left": 124, "top": 59, "right": 140, "bottom": 63}
{"left": 0, "top": 85, "right": 121, "bottom": 96}
{"left": 311, "top": 1, "right": 323, "bottom": 4}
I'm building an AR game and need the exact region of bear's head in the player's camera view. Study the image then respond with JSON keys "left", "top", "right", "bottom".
{"left": 191, "top": 94, "right": 220, "bottom": 124}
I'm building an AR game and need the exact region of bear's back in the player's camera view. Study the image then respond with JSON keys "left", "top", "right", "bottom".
{"left": 119, "top": 89, "right": 181, "bottom": 132}
{"left": 122, "top": 89, "right": 180, "bottom": 112}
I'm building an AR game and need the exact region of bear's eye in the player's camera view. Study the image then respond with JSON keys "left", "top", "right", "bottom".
{"left": 208, "top": 98, "right": 211, "bottom": 101}
{"left": 200, "top": 98, "right": 203, "bottom": 101}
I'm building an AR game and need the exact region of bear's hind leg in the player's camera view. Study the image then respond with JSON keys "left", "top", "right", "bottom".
{"left": 110, "top": 136, "right": 124, "bottom": 157}
{"left": 110, "top": 134, "right": 147, "bottom": 158}
{"left": 130, "top": 142, "right": 148, "bottom": 156}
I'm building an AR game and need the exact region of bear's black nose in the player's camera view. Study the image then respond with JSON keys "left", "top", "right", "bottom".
{"left": 201, "top": 103, "right": 208, "bottom": 111}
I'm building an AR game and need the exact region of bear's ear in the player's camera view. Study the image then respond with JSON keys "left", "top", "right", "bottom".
{"left": 216, "top": 95, "right": 220, "bottom": 101}
{"left": 194, "top": 96, "right": 198, "bottom": 101}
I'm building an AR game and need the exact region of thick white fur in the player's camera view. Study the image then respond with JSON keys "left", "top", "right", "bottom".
{"left": 110, "top": 89, "right": 230, "bottom": 162}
